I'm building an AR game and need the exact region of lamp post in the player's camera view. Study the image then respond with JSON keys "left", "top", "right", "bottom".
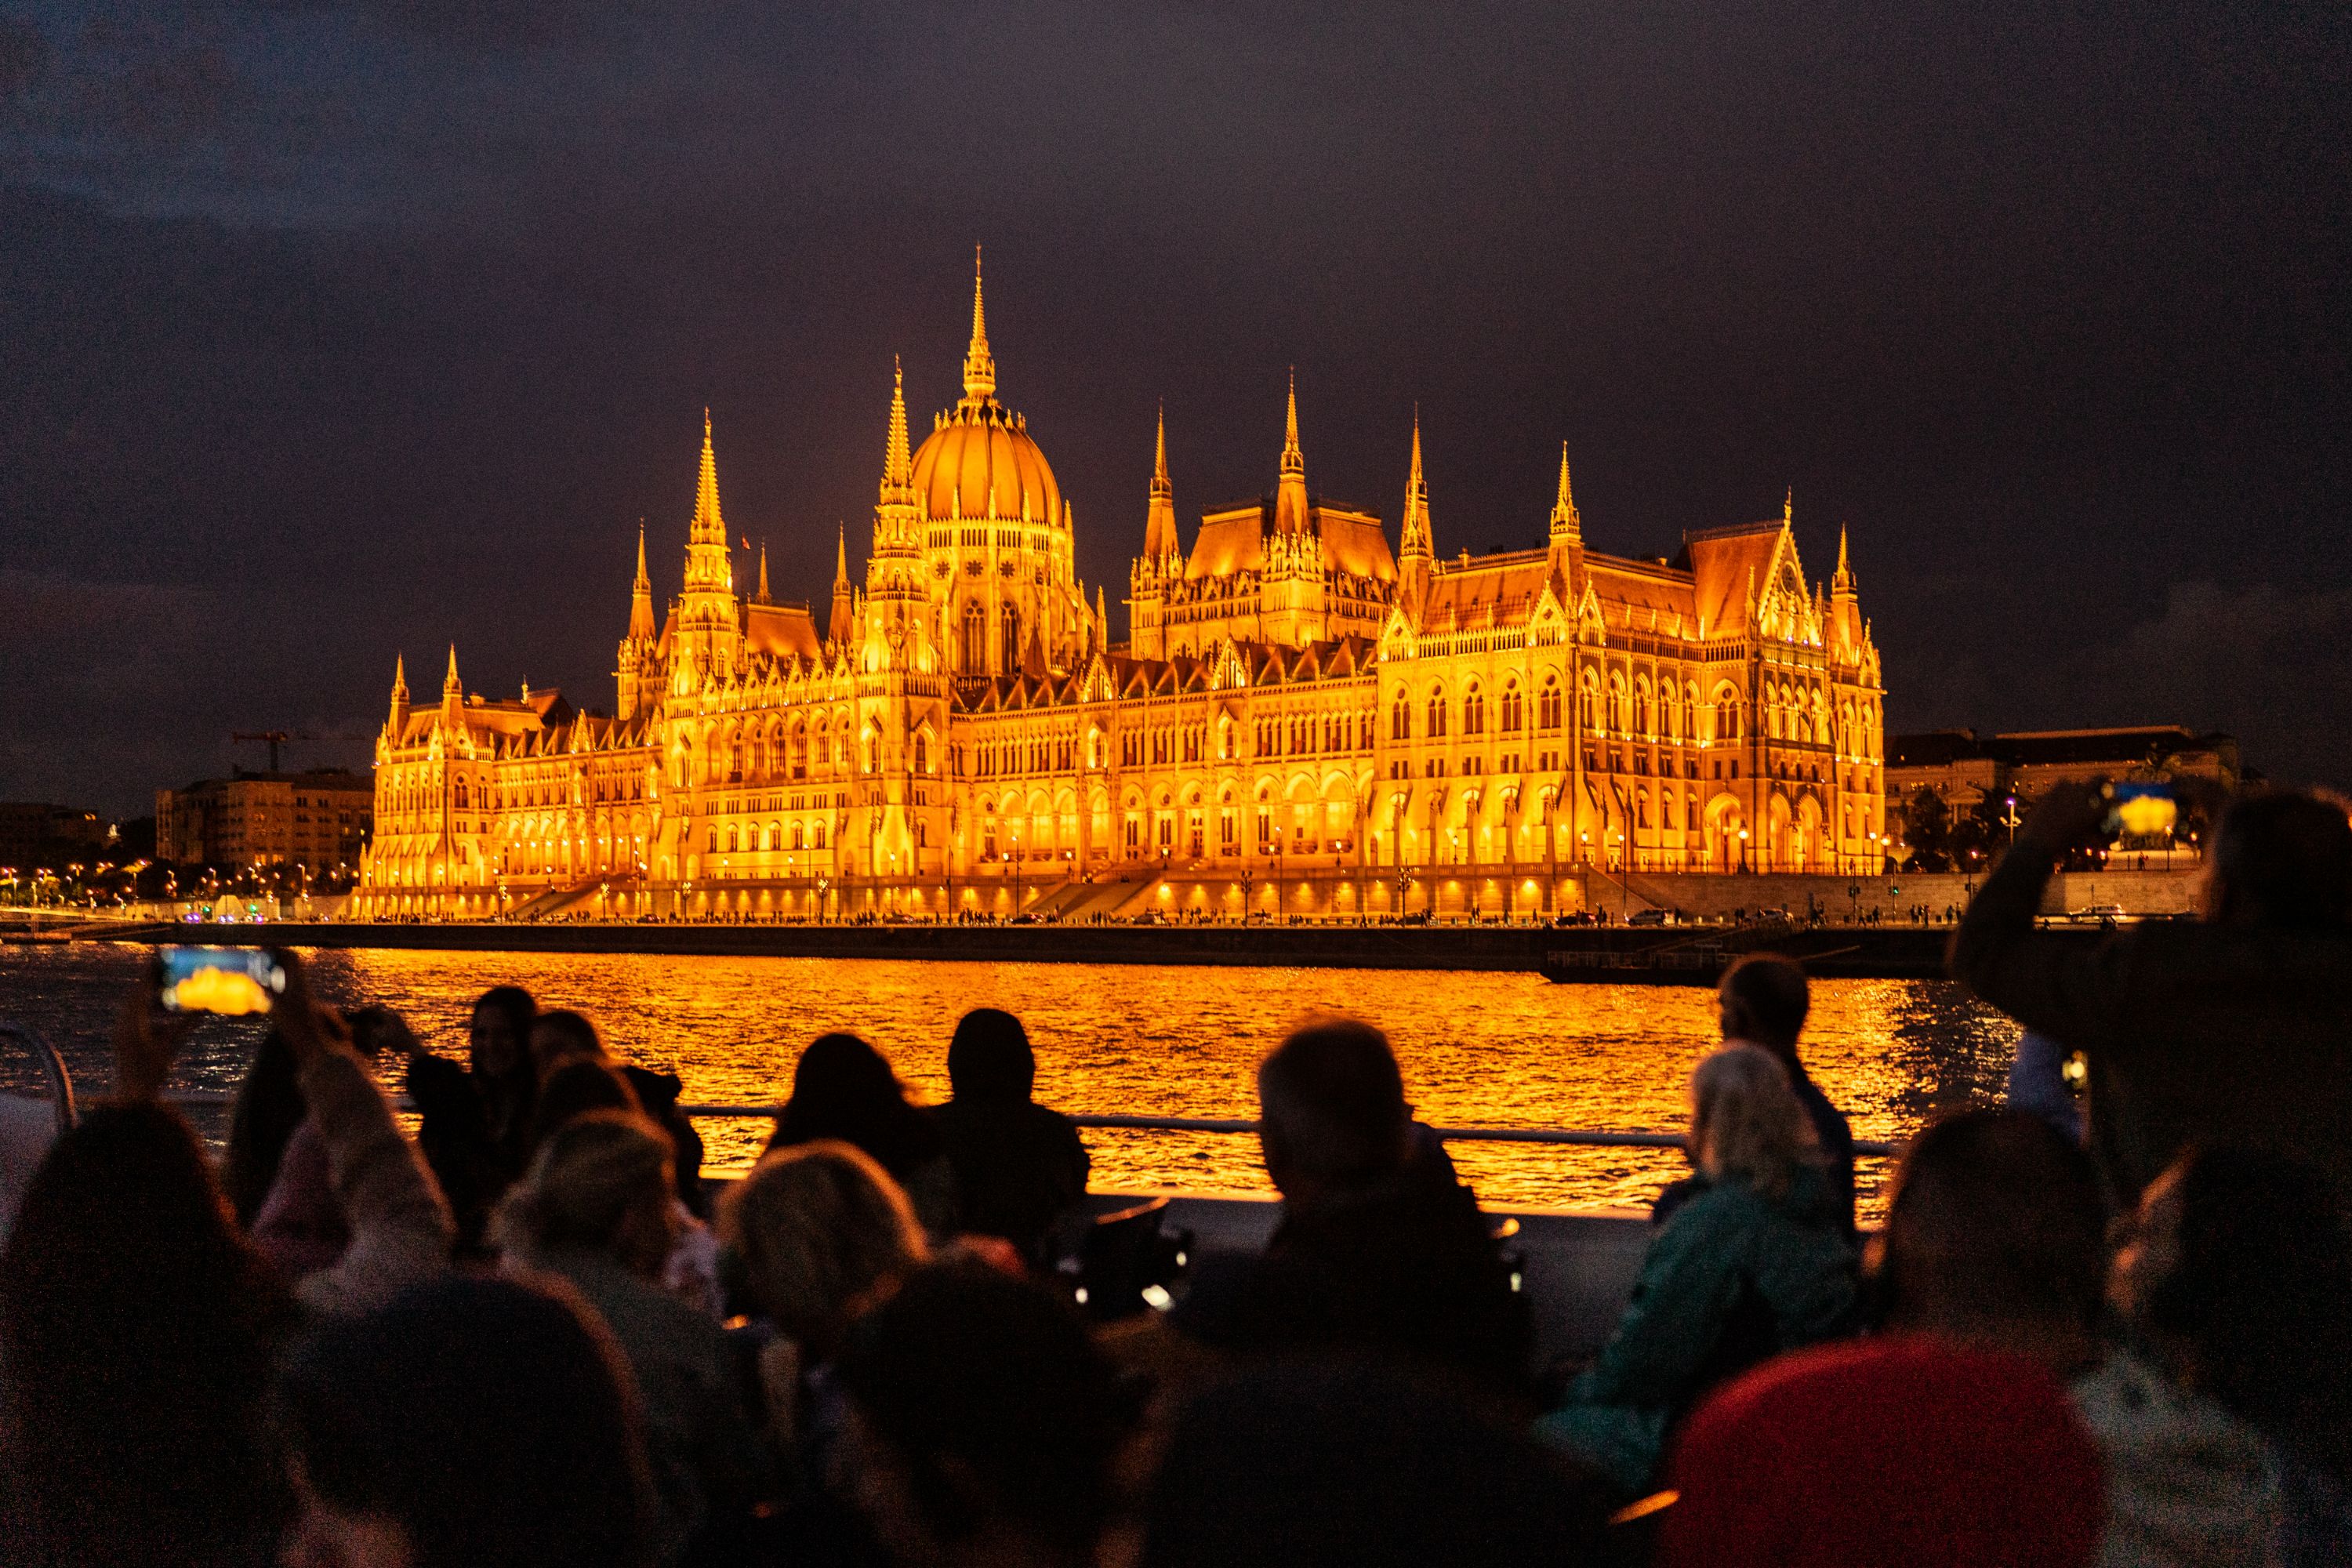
{"left": 1737, "top": 826, "right": 1751, "bottom": 874}
{"left": 1611, "top": 829, "right": 1627, "bottom": 921}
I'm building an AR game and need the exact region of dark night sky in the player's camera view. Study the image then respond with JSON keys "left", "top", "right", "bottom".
{"left": 2, "top": 1, "right": 2347, "bottom": 818}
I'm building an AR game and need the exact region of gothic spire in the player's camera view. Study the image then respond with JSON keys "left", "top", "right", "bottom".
{"left": 1281, "top": 368, "right": 1303, "bottom": 477}
{"left": 961, "top": 246, "right": 996, "bottom": 405}
{"left": 1275, "top": 369, "right": 1309, "bottom": 535}
{"left": 390, "top": 652, "right": 408, "bottom": 702}
{"left": 756, "top": 543, "right": 771, "bottom": 604}
{"left": 884, "top": 356, "right": 911, "bottom": 488}
{"left": 1400, "top": 407, "right": 1432, "bottom": 559}
{"left": 1152, "top": 401, "right": 1171, "bottom": 499}
{"left": 627, "top": 524, "right": 656, "bottom": 641}
{"left": 1143, "top": 402, "right": 1181, "bottom": 564}
{"left": 691, "top": 408, "right": 723, "bottom": 545}
{"left": 443, "top": 643, "right": 462, "bottom": 694}
{"left": 829, "top": 524, "right": 855, "bottom": 646}
{"left": 1548, "top": 443, "right": 1581, "bottom": 547}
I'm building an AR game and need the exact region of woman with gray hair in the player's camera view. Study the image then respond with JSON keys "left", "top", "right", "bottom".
{"left": 1535, "top": 1044, "right": 1859, "bottom": 1495}
{"left": 493, "top": 1112, "right": 765, "bottom": 1564}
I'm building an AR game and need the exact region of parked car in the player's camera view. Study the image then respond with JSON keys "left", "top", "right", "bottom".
{"left": 2069, "top": 902, "right": 2129, "bottom": 925}
{"left": 1625, "top": 907, "right": 1670, "bottom": 927}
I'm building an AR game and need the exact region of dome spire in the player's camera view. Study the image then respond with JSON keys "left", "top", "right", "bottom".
{"left": 443, "top": 643, "right": 462, "bottom": 694}
{"left": 962, "top": 245, "right": 996, "bottom": 405}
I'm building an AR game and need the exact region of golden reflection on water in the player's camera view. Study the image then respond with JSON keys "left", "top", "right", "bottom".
{"left": 0, "top": 946, "right": 2024, "bottom": 1218}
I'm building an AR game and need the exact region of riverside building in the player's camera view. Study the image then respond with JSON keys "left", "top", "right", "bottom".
{"left": 357, "top": 262, "right": 1886, "bottom": 921}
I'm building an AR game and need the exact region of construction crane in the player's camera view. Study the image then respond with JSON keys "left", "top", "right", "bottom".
{"left": 231, "top": 730, "right": 310, "bottom": 772}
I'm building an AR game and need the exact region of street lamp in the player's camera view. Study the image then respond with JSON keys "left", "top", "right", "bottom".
{"left": 1737, "top": 826, "right": 1751, "bottom": 873}
{"left": 1610, "top": 829, "right": 1627, "bottom": 921}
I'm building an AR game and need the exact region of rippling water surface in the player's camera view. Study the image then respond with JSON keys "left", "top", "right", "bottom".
{"left": 0, "top": 943, "right": 2024, "bottom": 1217}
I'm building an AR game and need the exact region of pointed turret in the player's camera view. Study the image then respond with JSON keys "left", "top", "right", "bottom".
{"left": 1398, "top": 409, "right": 1432, "bottom": 625}
{"left": 1548, "top": 445, "right": 1581, "bottom": 546}
{"left": 1142, "top": 402, "right": 1181, "bottom": 568}
{"left": 1830, "top": 524, "right": 1859, "bottom": 660}
{"left": 627, "top": 524, "right": 656, "bottom": 641}
{"left": 1274, "top": 369, "right": 1310, "bottom": 535}
{"left": 873, "top": 360, "right": 923, "bottom": 563}
{"left": 1095, "top": 584, "right": 1109, "bottom": 653}
{"left": 693, "top": 410, "right": 723, "bottom": 544}
{"left": 682, "top": 410, "right": 734, "bottom": 597}
{"left": 443, "top": 643, "right": 462, "bottom": 695}
{"left": 881, "top": 356, "right": 913, "bottom": 498}
{"left": 388, "top": 653, "right": 410, "bottom": 731}
{"left": 440, "top": 644, "right": 464, "bottom": 725}
{"left": 960, "top": 246, "right": 996, "bottom": 406}
{"left": 755, "top": 543, "right": 771, "bottom": 604}
{"left": 829, "top": 524, "right": 855, "bottom": 645}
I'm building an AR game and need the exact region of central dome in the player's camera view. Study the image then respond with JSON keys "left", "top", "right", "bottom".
{"left": 908, "top": 250, "right": 1065, "bottom": 528}
{"left": 910, "top": 402, "right": 1062, "bottom": 525}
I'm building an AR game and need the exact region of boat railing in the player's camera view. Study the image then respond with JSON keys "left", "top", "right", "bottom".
{"left": 144, "top": 1092, "right": 1897, "bottom": 1158}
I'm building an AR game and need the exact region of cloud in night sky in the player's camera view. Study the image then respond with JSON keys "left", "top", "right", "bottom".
{"left": 1, "top": 0, "right": 2347, "bottom": 813}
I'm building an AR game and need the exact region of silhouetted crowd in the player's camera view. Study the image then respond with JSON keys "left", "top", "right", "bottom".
{"left": 0, "top": 779, "right": 2347, "bottom": 1566}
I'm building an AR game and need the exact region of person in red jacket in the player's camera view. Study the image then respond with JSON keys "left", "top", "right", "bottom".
{"left": 1655, "top": 1336, "right": 2103, "bottom": 1567}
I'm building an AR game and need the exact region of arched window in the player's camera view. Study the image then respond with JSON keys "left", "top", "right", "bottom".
{"left": 1539, "top": 677, "right": 1563, "bottom": 731}
{"left": 1392, "top": 691, "right": 1412, "bottom": 740}
{"left": 1427, "top": 688, "right": 1448, "bottom": 739}
{"left": 1000, "top": 604, "right": 1022, "bottom": 672}
{"left": 915, "top": 734, "right": 930, "bottom": 774}
{"left": 1463, "top": 686, "right": 1486, "bottom": 735}
{"left": 706, "top": 829, "right": 718, "bottom": 853}
{"left": 454, "top": 779, "right": 470, "bottom": 809}
{"left": 791, "top": 822, "right": 805, "bottom": 851}
{"left": 1634, "top": 682, "right": 1651, "bottom": 737}
{"left": 727, "top": 826, "right": 739, "bottom": 853}
{"left": 963, "top": 601, "right": 987, "bottom": 676}
{"left": 1501, "top": 683, "right": 1523, "bottom": 732}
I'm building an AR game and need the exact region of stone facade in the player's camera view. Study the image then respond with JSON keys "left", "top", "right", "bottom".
{"left": 358, "top": 260, "right": 1886, "bottom": 920}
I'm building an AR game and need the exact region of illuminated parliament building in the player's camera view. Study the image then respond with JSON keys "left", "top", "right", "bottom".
{"left": 358, "top": 261, "right": 1886, "bottom": 920}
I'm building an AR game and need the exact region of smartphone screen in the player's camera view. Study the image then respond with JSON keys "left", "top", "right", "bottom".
{"left": 2104, "top": 782, "right": 2179, "bottom": 837}
{"left": 157, "top": 946, "right": 286, "bottom": 1015}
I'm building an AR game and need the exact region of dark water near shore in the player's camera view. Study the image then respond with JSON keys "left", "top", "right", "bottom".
{"left": 0, "top": 943, "right": 2024, "bottom": 1217}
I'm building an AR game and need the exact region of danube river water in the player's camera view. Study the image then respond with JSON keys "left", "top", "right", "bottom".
{"left": 0, "top": 943, "right": 2026, "bottom": 1217}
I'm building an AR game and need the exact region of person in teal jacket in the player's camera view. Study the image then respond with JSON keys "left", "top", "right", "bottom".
{"left": 1537, "top": 1044, "right": 1859, "bottom": 1492}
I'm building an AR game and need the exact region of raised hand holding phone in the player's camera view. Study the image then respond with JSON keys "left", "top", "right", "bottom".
{"left": 273, "top": 950, "right": 355, "bottom": 1068}
{"left": 112, "top": 985, "right": 195, "bottom": 1103}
